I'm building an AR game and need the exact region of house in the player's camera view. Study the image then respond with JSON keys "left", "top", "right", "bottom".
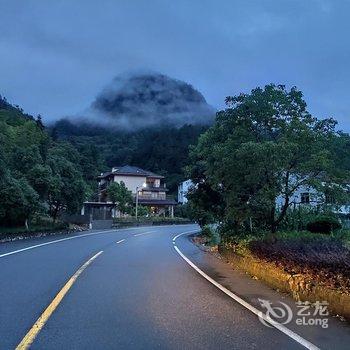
{"left": 82, "top": 165, "right": 176, "bottom": 219}
{"left": 179, "top": 178, "right": 350, "bottom": 215}
{"left": 178, "top": 179, "right": 194, "bottom": 204}
{"left": 276, "top": 184, "right": 350, "bottom": 215}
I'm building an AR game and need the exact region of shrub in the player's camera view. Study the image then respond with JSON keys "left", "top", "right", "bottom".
{"left": 174, "top": 204, "right": 192, "bottom": 219}
{"left": 279, "top": 207, "right": 319, "bottom": 232}
{"left": 0, "top": 222, "right": 68, "bottom": 236}
{"left": 112, "top": 216, "right": 192, "bottom": 226}
{"left": 202, "top": 225, "right": 220, "bottom": 246}
{"left": 306, "top": 215, "right": 342, "bottom": 234}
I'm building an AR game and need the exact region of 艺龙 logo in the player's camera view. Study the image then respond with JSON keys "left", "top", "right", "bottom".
{"left": 258, "top": 299, "right": 293, "bottom": 327}
{"left": 257, "top": 299, "right": 329, "bottom": 329}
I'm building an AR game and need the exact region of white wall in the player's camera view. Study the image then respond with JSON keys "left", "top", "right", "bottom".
{"left": 178, "top": 179, "right": 194, "bottom": 204}
{"left": 276, "top": 184, "right": 350, "bottom": 214}
{"left": 113, "top": 175, "right": 146, "bottom": 194}
{"left": 276, "top": 185, "right": 321, "bottom": 208}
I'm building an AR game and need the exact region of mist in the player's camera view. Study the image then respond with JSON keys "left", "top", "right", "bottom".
{"left": 70, "top": 72, "right": 215, "bottom": 130}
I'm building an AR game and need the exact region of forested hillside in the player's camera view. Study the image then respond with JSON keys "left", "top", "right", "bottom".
{"left": 0, "top": 92, "right": 207, "bottom": 228}
{"left": 0, "top": 73, "right": 212, "bottom": 230}
{"left": 52, "top": 119, "right": 207, "bottom": 192}
{"left": 49, "top": 72, "right": 214, "bottom": 193}
{"left": 0, "top": 96, "right": 102, "bottom": 227}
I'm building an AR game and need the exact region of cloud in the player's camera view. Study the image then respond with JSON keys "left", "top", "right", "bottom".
{"left": 0, "top": 0, "right": 349, "bottom": 129}
{"left": 75, "top": 71, "right": 215, "bottom": 130}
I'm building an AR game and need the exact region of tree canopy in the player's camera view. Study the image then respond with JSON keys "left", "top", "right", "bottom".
{"left": 107, "top": 181, "right": 133, "bottom": 215}
{"left": 187, "top": 84, "right": 350, "bottom": 234}
{"left": 52, "top": 119, "right": 208, "bottom": 193}
{"left": 0, "top": 96, "right": 93, "bottom": 226}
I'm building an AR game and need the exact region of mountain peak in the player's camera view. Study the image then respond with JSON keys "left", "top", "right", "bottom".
{"left": 83, "top": 72, "right": 215, "bottom": 130}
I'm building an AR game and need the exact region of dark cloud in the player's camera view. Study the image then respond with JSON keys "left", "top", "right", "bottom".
{"left": 0, "top": 0, "right": 349, "bottom": 129}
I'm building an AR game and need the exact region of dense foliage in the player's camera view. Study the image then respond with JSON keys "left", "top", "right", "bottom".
{"left": 51, "top": 119, "right": 207, "bottom": 192}
{"left": 187, "top": 85, "right": 350, "bottom": 234}
{"left": 0, "top": 96, "right": 97, "bottom": 227}
{"left": 107, "top": 181, "right": 133, "bottom": 215}
{"left": 306, "top": 215, "right": 342, "bottom": 234}
{"left": 0, "top": 94, "right": 206, "bottom": 227}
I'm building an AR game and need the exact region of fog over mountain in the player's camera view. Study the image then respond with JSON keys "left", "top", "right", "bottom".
{"left": 73, "top": 72, "right": 215, "bottom": 130}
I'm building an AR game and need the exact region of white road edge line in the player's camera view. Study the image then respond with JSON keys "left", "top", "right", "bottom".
{"left": 0, "top": 224, "right": 197, "bottom": 259}
{"left": 0, "top": 224, "right": 193, "bottom": 259}
{"left": 173, "top": 231, "right": 320, "bottom": 350}
{"left": 133, "top": 231, "right": 155, "bottom": 237}
{"left": 116, "top": 239, "right": 125, "bottom": 244}
{"left": 0, "top": 230, "right": 116, "bottom": 259}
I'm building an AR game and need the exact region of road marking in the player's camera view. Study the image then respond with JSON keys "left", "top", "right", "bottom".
{"left": 116, "top": 239, "right": 125, "bottom": 244}
{"left": 172, "top": 230, "right": 199, "bottom": 242}
{"left": 0, "top": 224, "right": 194, "bottom": 259}
{"left": 16, "top": 250, "right": 103, "bottom": 350}
{"left": 133, "top": 231, "right": 155, "bottom": 237}
{"left": 173, "top": 231, "right": 320, "bottom": 350}
{"left": 0, "top": 229, "right": 120, "bottom": 258}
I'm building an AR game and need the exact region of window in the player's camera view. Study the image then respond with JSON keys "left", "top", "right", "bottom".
{"left": 300, "top": 192, "right": 310, "bottom": 204}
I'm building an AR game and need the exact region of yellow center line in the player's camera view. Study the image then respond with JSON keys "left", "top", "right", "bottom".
{"left": 16, "top": 250, "right": 103, "bottom": 350}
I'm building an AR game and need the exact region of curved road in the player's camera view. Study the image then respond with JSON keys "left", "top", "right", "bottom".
{"left": 0, "top": 224, "right": 349, "bottom": 349}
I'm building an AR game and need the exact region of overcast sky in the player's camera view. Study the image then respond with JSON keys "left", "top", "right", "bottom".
{"left": 0, "top": 0, "right": 349, "bottom": 129}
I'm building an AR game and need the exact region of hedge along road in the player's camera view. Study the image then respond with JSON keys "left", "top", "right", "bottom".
{"left": 0, "top": 224, "right": 347, "bottom": 349}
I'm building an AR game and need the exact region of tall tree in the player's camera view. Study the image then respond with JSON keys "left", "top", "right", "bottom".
{"left": 47, "top": 146, "right": 87, "bottom": 222}
{"left": 188, "top": 84, "right": 350, "bottom": 234}
{"left": 0, "top": 96, "right": 90, "bottom": 227}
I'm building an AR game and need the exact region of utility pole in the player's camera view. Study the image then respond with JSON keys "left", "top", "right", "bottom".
{"left": 135, "top": 187, "right": 139, "bottom": 220}
{"left": 135, "top": 183, "right": 146, "bottom": 220}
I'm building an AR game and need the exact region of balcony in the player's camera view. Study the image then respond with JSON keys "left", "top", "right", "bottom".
{"left": 136, "top": 194, "right": 176, "bottom": 205}
{"left": 144, "top": 183, "right": 167, "bottom": 191}
{"left": 138, "top": 193, "right": 166, "bottom": 200}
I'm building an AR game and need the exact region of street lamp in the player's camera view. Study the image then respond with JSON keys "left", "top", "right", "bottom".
{"left": 135, "top": 183, "right": 147, "bottom": 219}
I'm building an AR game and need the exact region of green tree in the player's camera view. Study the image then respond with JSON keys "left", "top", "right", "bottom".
{"left": 107, "top": 182, "right": 133, "bottom": 215}
{"left": 47, "top": 146, "right": 87, "bottom": 222}
{"left": 0, "top": 96, "right": 89, "bottom": 228}
{"left": 0, "top": 172, "right": 39, "bottom": 227}
{"left": 27, "top": 164, "right": 53, "bottom": 200}
{"left": 51, "top": 119, "right": 207, "bottom": 194}
{"left": 188, "top": 84, "right": 350, "bottom": 234}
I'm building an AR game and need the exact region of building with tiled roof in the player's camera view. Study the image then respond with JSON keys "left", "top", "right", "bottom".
{"left": 82, "top": 165, "right": 176, "bottom": 220}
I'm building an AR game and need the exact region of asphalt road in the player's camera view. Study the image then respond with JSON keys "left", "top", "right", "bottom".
{"left": 0, "top": 224, "right": 349, "bottom": 349}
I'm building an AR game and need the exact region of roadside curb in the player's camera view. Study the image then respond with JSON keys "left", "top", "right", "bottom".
{"left": 219, "top": 246, "right": 350, "bottom": 321}
{"left": 0, "top": 227, "right": 88, "bottom": 244}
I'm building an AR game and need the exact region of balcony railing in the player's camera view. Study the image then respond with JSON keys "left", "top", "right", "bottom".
{"left": 137, "top": 194, "right": 175, "bottom": 201}
{"left": 138, "top": 193, "right": 166, "bottom": 200}
{"left": 99, "top": 182, "right": 169, "bottom": 195}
